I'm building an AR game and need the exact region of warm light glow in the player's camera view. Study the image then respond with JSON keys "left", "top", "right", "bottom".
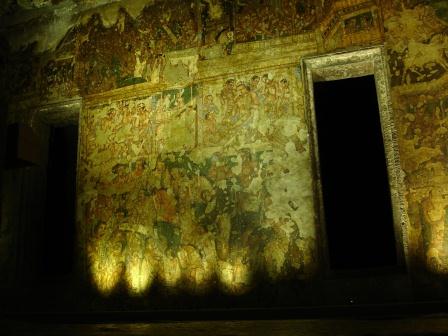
{"left": 125, "top": 259, "right": 154, "bottom": 295}
{"left": 217, "top": 259, "right": 252, "bottom": 295}
{"left": 159, "top": 255, "right": 182, "bottom": 288}
{"left": 416, "top": 188, "right": 448, "bottom": 275}
{"left": 90, "top": 256, "right": 121, "bottom": 295}
{"left": 194, "top": 260, "right": 215, "bottom": 290}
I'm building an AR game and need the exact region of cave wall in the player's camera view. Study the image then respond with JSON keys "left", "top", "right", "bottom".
{"left": 2, "top": 0, "right": 448, "bottom": 308}
{"left": 78, "top": 64, "right": 317, "bottom": 298}
{"left": 381, "top": 0, "right": 448, "bottom": 297}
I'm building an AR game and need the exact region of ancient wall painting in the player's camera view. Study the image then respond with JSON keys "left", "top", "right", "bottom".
{"left": 137, "top": 0, "right": 198, "bottom": 52}
{"left": 73, "top": 1, "right": 198, "bottom": 95}
{"left": 384, "top": 2, "right": 448, "bottom": 87}
{"left": 198, "top": 70, "right": 306, "bottom": 148}
{"left": 342, "top": 8, "right": 383, "bottom": 47}
{"left": 40, "top": 58, "right": 76, "bottom": 99}
{"left": 199, "top": 0, "right": 233, "bottom": 47}
{"left": 344, "top": 11, "right": 375, "bottom": 34}
{"left": 196, "top": 68, "right": 317, "bottom": 280}
{"left": 318, "top": 0, "right": 382, "bottom": 52}
{"left": 393, "top": 91, "right": 448, "bottom": 274}
{"left": 406, "top": 186, "right": 448, "bottom": 275}
{"left": 198, "top": 0, "right": 323, "bottom": 52}
{"left": 383, "top": 1, "right": 448, "bottom": 276}
{"left": 235, "top": 0, "right": 319, "bottom": 43}
{"left": 78, "top": 85, "right": 198, "bottom": 295}
{"left": 78, "top": 68, "right": 318, "bottom": 297}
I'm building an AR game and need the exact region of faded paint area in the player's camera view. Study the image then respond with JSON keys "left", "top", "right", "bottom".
{"left": 384, "top": 0, "right": 448, "bottom": 275}
{"left": 74, "top": 0, "right": 197, "bottom": 95}
{"left": 385, "top": 3, "right": 448, "bottom": 87}
{"left": 392, "top": 90, "right": 448, "bottom": 274}
{"left": 77, "top": 68, "right": 317, "bottom": 295}
{"left": 235, "top": 0, "right": 319, "bottom": 43}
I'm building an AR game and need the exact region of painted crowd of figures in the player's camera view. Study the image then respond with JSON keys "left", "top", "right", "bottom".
{"left": 200, "top": 74, "right": 299, "bottom": 146}
{"left": 78, "top": 69, "right": 316, "bottom": 294}
{"left": 7, "top": 0, "right": 327, "bottom": 97}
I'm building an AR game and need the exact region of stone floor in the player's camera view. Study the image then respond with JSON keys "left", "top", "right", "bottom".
{"left": 2, "top": 314, "right": 448, "bottom": 336}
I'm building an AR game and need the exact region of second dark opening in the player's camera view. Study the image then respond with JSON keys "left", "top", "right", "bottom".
{"left": 313, "top": 75, "right": 397, "bottom": 270}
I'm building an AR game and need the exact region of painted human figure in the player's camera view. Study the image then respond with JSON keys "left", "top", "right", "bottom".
{"left": 112, "top": 163, "right": 130, "bottom": 187}
{"left": 234, "top": 83, "right": 252, "bottom": 118}
{"left": 173, "top": 91, "right": 187, "bottom": 118}
{"left": 149, "top": 53, "right": 166, "bottom": 83}
{"left": 263, "top": 75, "right": 277, "bottom": 115}
{"left": 133, "top": 50, "right": 147, "bottom": 78}
{"left": 201, "top": 94, "right": 219, "bottom": 138}
{"left": 249, "top": 75, "right": 262, "bottom": 103}
{"left": 220, "top": 79, "right": 236, "bottom": 117}
{"left": 437, "top": 203, "right": 448, "bottom": 262}
{"left": 277, "top": 78, "right": 291, "bottom": 115}
{"left": 421, "top": 190, "right": 446, "bottom": 271}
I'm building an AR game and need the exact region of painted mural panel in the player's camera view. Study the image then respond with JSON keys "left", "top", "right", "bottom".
{"left": 198, "top": 72, "right": 302, "bottom": 147}
{"left": 40, "top": 58, "right": 76, "bottom": 99}
{"left": 74, "top": 0, "right": 197, "bottom": 95}
{"left": 78, "top": 67, "right": 317, "bottom": 297}
{"left": 393, "top": 90, "right": 448, "bottom": 274}
{"left": 199, "top": 0, "right": 233, "bottom": 46}
{"left": 196, "top": 68, "right": 316, "bottom": 282}
{"left": 235, "top": 0, "right": 319, "bottom": 43}
{"left": 384, "top": 0, "right": 448, "bottom": 275}
{"left": 344, "top": 11, "right": 375, "bottom": 34}
{"left": 385, "top": 1, "right": 448, "bottom": 87}
{"left": 319, "top": 0, "right": 382, "bottom": 52}
{"left": 78, "top": 85, "right": 198, "bottom": 294}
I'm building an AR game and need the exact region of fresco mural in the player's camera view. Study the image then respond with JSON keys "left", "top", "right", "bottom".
{"left": 77, "top": 68, "right": 317, "bottom": 296}
{"left": 5, "top": 0, "right": 448, "bottom": 306}
{"left": 384, "top": 0, "right": 448, "bottom": 275}
{"left": 2, "top": 0, "right": 332, "bottom": 99}
{"left": 199, "top": 0, "right": 233, "bottom": 47}
{"left": 3, "top": 0, "right": 370, "bottom": 99}
{"left": 316, "top": 0, "right": 383, "bottom": 52}
{"left": 344, "top": 11, "right": 375, "bottom": 34}
{"left": 385, "top": 1, "right": 448, "bottom": 87}
{"left": 235, "top": 0, "right": 319, "bottom": 43}
{"left": 74, "top": 1, "right": 197, "bottom": 95}
{"left": 40, "top": 58, "right": 76, "bottom": 99}
{"left": 393, "top": 90, "right": 448, "bottom": 274}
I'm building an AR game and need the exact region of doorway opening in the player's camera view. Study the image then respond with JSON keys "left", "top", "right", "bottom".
{"left": 313, "top": 75, "right": 397, "bottom": 270}
{"left": 42, "top": 125, "right": 78, "bottom": 276}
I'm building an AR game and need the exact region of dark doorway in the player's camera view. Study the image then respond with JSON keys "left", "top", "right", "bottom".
{"left": 42, "top": 125, "right": 78, "bottom": 275}
{"left": 313, "top": 75, "right": 397, "bottom": 270}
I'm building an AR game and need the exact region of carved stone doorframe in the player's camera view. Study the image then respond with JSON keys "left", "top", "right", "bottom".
{"left": 302, "top": 46, "right": 409, "bottom": 273}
